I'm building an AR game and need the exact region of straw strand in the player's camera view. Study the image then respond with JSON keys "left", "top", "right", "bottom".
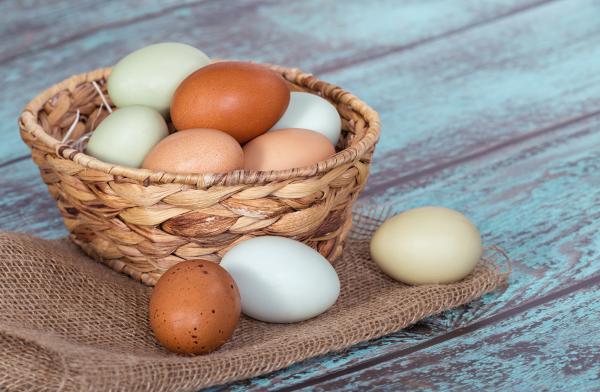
{"left": 18, "top": 64, "right": 381, "bottom": 285}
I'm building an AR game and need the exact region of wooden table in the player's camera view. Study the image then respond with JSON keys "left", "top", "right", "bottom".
{"left": 1, "top": 1, "right": 599, "bottom": 390}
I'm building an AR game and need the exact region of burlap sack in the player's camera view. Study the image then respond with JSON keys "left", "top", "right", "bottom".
{"left": 0, "top": 209, "right": 508, "bottom": 391}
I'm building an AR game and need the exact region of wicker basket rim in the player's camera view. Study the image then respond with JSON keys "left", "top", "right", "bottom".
{"left": 19, "top": 64, "right": 381, "bottom": 187}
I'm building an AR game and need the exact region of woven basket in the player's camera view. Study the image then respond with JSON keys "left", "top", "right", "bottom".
{"left": 19, "top": 64, "right": 380, "bottom": 286}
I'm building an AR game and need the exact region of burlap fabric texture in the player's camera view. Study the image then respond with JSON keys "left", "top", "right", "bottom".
{"left": 0, "top": 209, "right": 509, "bottom": 391}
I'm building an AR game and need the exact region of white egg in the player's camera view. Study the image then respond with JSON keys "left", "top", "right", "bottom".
{"left": 86, "top": 106, "right": 168, "bottom": 168}
{"left": 269, "top": 92, "right": 342, "bottom": 144}
{"left": 370, "top": 206, "right": 482, "bottom": 285}
{"left": 220, "top": 236, "right": 340, "bottom": 323}
{"left": 107, "top": 42, "right": 210, "bottom": 115}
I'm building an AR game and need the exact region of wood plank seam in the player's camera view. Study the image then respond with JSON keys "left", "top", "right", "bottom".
{"left": 0, "top": 155, "right": 28, "bottom": 170}
{"left": 0, "top": 0, "right": 272, "bottom": 66}
{"left": 1, "top": 0, "right": 554, "bottom": 71}
{"left": 362, "top": 108, "right": 600, "bottom": 198}
{"left": 313, "top": 0, "right": 558, "bottom": 75}
{"left": 274, "top": 272, "right": 600, "bottom": 391}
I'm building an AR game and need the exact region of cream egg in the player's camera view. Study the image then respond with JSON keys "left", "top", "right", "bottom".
{"left": 370, "top": 206, "right": 482, "bottom": 285}
{"left": 220, "top": 236, "right": 340, "bottom": 323}
{"left": 108, "top": 42, "right": 210, "bottom": 115}
{"left": 85, "top": 106, "right": 168, "bottom": 168}
{"left": 269, "top": 92, "right": 342, "bottom": 144}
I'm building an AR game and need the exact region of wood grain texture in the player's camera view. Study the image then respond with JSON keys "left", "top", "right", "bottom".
{"left": 327, "top": 0, "right": 600, "bottom": 196}
{"left": 0, "top": 0, "right": 202, "bottom": 64}
{"left": 1, "top": 0, "right": 599, "bottom": 390}
{"left": 297, "top": 278, "right": 600, "bottom": 391}
{"left": 0, "top": 159, "right": 64, "bottom": 238}
{"left": 1, "top": 0, "right": 546, "bottom": 163}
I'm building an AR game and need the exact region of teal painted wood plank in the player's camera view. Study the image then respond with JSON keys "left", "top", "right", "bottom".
{"left": 0, "top": 159, "right": 64, "bottom": 238}
{"left": 0, "top": 0, "right": 539, "bottom": 66}
{"left": 207, "top": 106, "right": 600, "bottom": 390}
{"left": 0, "top": 0, "right": 545, "bottom": 163}
{"left": 304, "top": 279, "right": 600, "bottom": 391}
{"left": 324, "top": 0, "right": 600, "bottom": 195}
{"left": 0, "top": 0, "right": 203, "bottom": 63}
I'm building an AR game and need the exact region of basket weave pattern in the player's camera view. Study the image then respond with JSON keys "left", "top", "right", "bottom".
{"left": 19, "top": 65, "right": 380, "bottom": 285}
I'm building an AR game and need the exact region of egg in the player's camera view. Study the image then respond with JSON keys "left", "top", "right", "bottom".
{"left": 149, "top": 260, "right": 241, "bottom": 355}
{"left": 170, "top": 61, "right": 290, "bottom": 143}
{"left": 108, "top": 42, "right": 210, "bottom": 115}
{"left": 142, "top": 128, "right": 244, "bottom": 174}
{"left": 220, "top": 236, "right": 340, "bottom": 323}
{"left": 86, "top": 106, "right": 168, "bottom": 168}
{"left": 370, "top": 206, "right": 482, "bottom": 285}
{"left": 243, "top": 128, "right": 335, "bottom": 171}
{"left": 270, "top": 92, "right": 342, "bottom": 144}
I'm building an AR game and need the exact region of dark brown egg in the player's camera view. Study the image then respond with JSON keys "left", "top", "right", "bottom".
{"left": 142, "top": 128, "right": 244, "bottom": 174}
{"left": 170, "top": 61, "right": 290, "bottom": 143}
{"left": 149, "top": 260, "right": 241, "bottom": 355}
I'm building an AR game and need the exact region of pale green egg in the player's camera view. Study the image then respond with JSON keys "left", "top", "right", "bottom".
{"left": 86, "top": 106, "right": 168, "bottom": 168}
{"left": 107, "top": 42, "right": 210, "bottom": 116}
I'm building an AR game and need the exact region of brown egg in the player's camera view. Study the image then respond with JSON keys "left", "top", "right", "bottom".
{"left": 170, "top": 61, "right": 290, "bottom": 143}
{"left": 243, "top": 128, "right": 336, "bottom": 171}
{"left": 149, "top": 260, "right": 241, "bottom": 355}
{"left": 142, "top": 128, "right": 243, "bottom": 174}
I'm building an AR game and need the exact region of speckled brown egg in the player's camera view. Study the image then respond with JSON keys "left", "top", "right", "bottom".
{"left": 142, "top": 128, "right": 244, "bottom": 174}
{"left": 149, "top": 260, "right": 241, "bottom": 355}
{"left": 243, "top": 128, "right": 336, "bottom": 171}
{"left": 170, "top": 61, "right": 290, "bottom": 143}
